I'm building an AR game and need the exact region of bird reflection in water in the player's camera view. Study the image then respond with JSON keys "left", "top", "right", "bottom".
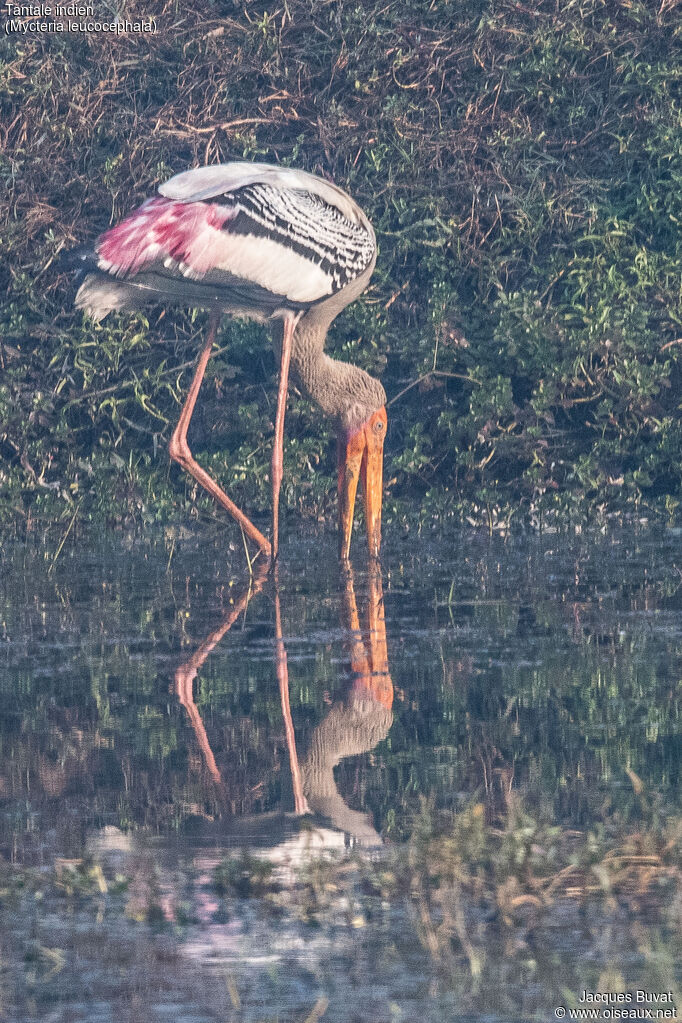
{"left": 302, "top": 562, "right": 392, "bottom": 842}
{"left": 174, "top": 560, "right": 392, "bottom": 846}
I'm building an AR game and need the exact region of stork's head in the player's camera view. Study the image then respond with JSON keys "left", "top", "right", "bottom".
{"left": 337, "top": 405, "right": 387, "bottom": 560}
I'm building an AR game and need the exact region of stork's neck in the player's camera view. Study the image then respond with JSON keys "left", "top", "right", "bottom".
{"left": 287, "top": 305, "right": 386, "bottom": 431}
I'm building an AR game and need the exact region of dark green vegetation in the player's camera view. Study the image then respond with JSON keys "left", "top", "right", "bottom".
{"left": 2, "top": 0, "right": 682, "bottom": 529}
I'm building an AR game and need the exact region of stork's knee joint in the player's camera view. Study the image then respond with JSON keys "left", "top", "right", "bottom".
{"left": 169, "top": 432, "right": 191, "bottom": 465}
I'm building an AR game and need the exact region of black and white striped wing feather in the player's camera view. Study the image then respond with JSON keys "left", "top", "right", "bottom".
{"left": 222, "top": 183, "right": 375, "bottom": 302}
{"left": 76, "top": 162, "right": 376, "bottom": 320}
{"left": 158, "top": 162, "right": 376, "bottom": 306}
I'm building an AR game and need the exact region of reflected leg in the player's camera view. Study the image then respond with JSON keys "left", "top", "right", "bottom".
{"left": 274, "top": 568, "right": 310, "bottom": 815}
{"left": 175, "top": 561, "right": 269, "bottom": 785}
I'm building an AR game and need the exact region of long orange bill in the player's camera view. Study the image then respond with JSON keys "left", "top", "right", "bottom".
{"left": 338, "top": 406, "right": 386, "bottom": 561}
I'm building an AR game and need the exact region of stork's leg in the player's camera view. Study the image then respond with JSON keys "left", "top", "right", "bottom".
{"left": 169, "top": 312, "right": 272, "bottom": 559}
{"left": 271, "top": 312, "right": 297, "bottom": 560}
{"left": 274, "top": 572, "right": 310, "bottom": 816}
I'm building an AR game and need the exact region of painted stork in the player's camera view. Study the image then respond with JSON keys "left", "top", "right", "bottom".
{"left": 73, "top": 162, "right": 386, "bottom": 561}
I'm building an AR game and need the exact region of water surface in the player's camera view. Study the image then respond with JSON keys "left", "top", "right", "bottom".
{"left": 0, "top": 524, "right": 680, "bottom": 1020}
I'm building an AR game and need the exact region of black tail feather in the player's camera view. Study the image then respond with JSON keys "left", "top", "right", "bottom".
{"left": 57, "top": 247, "right": 98, "bottom": 280}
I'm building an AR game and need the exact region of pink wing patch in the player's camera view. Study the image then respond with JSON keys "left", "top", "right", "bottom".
{"left": 96, "top": 197, "right": 235, "bottom": 278}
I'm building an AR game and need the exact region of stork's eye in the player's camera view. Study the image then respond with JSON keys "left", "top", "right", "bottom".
{"left": 373, "top": 419, "right": 385, "bottom": 434}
